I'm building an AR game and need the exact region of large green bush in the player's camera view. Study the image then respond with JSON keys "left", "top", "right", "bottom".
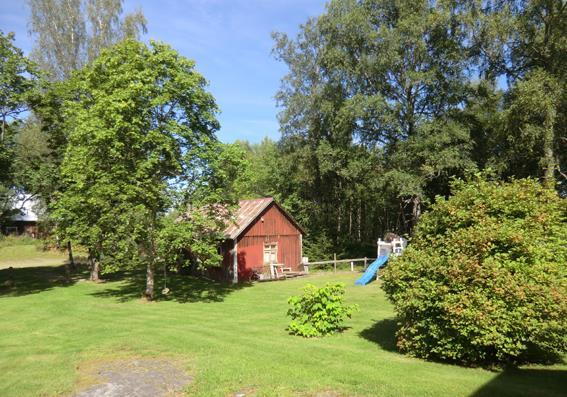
{"left": 287, "top": 283, "right": 358, "bottom": 337}
{"left": 382, "top": 178, "right": 567, "bottom": 365}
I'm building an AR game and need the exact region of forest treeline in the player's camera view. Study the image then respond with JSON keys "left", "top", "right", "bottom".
{"left": 1, "top": 0, "right": 565, "bottom": 271}
{"left": 233, "top": 0, "right": 566, "bottom": 259}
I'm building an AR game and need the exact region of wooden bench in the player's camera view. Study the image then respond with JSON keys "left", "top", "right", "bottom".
{"left": 281, "top": 266, "right": 305, "bottom": 278}
{"left": 268, "top": 263, "right": 306, "bottom": 280}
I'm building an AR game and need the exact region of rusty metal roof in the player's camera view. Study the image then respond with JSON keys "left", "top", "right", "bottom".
{"left": 185, "top": 197, "right": 304, "bottom": 240}
{"left": 224, "top": 197, "right": 274, "bottom": 239}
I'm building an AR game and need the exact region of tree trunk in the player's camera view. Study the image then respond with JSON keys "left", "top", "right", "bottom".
{"left": 1, "top": 114, "right": 5, "bottom": 143}
{"left": 399, "top": 200, "right": 407, "bottom": 233}
{"left": 336, "top": 180, "right": 342, "bottom": 244}
{"left": 411, "top": 195, "right": 421, "bottom": 231}
{"left": 357, "top": 199, "right": 362, "bottom": 242}
{"left": 542, "top": 111, "right": 556, "bottom": 188}
{"left": 543, "top": 144, "right": 555, "bottom": 188}
{"left": 144, "top": 262, "right": 155, "bottom": 301}
{"left": 67, "top": 241, "right": 75, "bottom": 270}
{"left": 542, "top": 120, "right": 557, "bottom": 188}
{"left": 143, "top": 214, "right": 158, "bottom": 301}
{"left": 89, "top": 250, "right": 100, "bottom": 282}
{"left": 63, "top": 260, "right": 71, "bottom": 282}
{"left": 348, "top": 202, "right": 352, "bottom": 237}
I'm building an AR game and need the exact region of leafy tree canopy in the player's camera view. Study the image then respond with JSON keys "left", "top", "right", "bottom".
{"left": 53, "top": 39, "right": 224, "bottom": 299}
{"left": 0, "top": 31, "right": 38, "bottom": 224}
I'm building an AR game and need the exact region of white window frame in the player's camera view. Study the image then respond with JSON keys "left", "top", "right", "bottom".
{"left": 263, "top": 242, "right": 278, "bottom": 265}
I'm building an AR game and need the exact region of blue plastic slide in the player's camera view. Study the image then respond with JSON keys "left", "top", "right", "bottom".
{"left": 355, "top": 255, "right": 389, "bottom": 285}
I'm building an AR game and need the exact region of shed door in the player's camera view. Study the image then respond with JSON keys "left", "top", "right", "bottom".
{"left": 263, "top": 243, "right": 278, "bottom": 264}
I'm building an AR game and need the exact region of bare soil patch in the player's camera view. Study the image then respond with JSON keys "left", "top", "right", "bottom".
{"left": 232, "top": 386, "right": 257, "bottom": 396}
{"left": 312, "top": 391, "right": 342, "bottom": 397}
{"left": 74, "top": 357, "right": 192, "bottom": 397}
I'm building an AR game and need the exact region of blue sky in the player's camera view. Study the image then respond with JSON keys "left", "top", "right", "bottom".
{"left": 0, "top": 0, "right": 326, "bottom": 143}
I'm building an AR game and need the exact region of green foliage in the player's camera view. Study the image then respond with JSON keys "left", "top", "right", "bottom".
{"left": 270, "top": 0, "right": 477, "bottom": 250}
{"left": 303, "top": 234, "right": 334, "bottom": 262}
{"left": 467, "top": 0, "right": 566, "bottom": 191}
{"left": 233, "top": 138, "right": 279, "bottom": 199}
{"left": 287, "top": 282, "right": 358, "bottom": 337}
{"left": 157, "top": 141, "right": 250, "bottom": 272}
{"left": 382, "top": 177, "right": 567, "bottom": 365}
{"left": 263, "top": 0, "right": 567, "bottom": 258}
{"left": 0, "top": 31, "right": 37, "bottom": 127}
{"left": 0, "top": 31, "right": 39, "bottom": 223}
{"left": 504, "top": 69, "right": 562, "bottom": 186}
{"left": 27, "top": 0, "right": 147, "bottom": 80}
{"left": 193, "top": 142, "right": 251, "bottom": 207}
{"left": 12, "top": 117, "right": 57, "bottom": 204}
{"left": 157, "top": 212, "right": 223, "bottom": 272}
{"left": 52, "top": 39, "right": 221, "bottom": 298}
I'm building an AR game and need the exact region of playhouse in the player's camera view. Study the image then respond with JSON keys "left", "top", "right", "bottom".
{"left": 355, "top": 236, "right": 407, "bottom": 285}
{"left": 377, "top": 237, "right": 407, "bottom": 257}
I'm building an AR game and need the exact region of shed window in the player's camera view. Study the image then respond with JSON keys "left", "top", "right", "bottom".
{"left": 263, "top": 243, "right": 278, "bottom": 265}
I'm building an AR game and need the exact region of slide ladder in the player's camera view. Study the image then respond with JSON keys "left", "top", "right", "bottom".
{"left": 355, "top": 255, "right": 389, "bottom": 286}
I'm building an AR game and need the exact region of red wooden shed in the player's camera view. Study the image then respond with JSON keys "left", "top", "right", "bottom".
{"left": 218, "top": 197, "right": 305, "bottom": 282}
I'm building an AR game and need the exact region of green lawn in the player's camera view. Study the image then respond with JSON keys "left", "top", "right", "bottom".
{"left": 0, "top": 238, "right": 67, "bottom": 268}
{"left": 0, "top": 256, "right": 565, "bottom": 396}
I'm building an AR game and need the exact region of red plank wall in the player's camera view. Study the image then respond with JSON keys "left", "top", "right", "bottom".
{"left": 236, "top": 203, "right": 302, "bottom": 280}
{"left": 209, "top": 239, "right": 234, "bottom": 282}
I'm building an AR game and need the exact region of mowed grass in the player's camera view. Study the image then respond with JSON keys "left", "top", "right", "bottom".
{"left": 0, "top": 238, "right": 67, "bottom": 268}
{"left": 0, "top": 256, "right": 565, "bottom": 396}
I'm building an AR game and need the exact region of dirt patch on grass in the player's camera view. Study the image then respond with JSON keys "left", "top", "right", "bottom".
{"left": 232, "top": 386, "right": 257, "bottom": 396}
{"left": 311, "top": 391, "right": 342, "bottom": 397}
{"left": 74, "top": 357, "right": 192, "bottom": 397}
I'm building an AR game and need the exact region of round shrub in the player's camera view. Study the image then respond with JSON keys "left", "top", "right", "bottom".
{"left": 381, "top": 178, "right": 567, "bottom": 365}
{"left": 287, "top": 283, "right": 358, "bottom": 337}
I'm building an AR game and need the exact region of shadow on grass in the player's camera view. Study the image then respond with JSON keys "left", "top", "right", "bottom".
{"left": 469, "top": 368, "right": 567, "bottom": 397}
{"left": 90, "top": 272, "right": 252, "bottom": 303}
{"left": 0, "top": 264, "right": 250, "bottom": 304}
{"left": 0, "top": 264, "right": 85, "bottom": 297}
{"left": 358, "top": 318, "right": 399, "bottom": 352}
{"left": 360, "top": 318, "right": 567, "bottom": 396}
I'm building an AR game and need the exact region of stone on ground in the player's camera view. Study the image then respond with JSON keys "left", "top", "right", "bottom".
{"left": 74, "top": 358, "right": 192, "bottom": 397}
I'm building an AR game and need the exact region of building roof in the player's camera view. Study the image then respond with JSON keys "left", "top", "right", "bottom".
{"left": 224, "top": 197, "right": 304, "bottom": 239}
{"left": 10, "top": 195, "right": 39, "bottom": 222}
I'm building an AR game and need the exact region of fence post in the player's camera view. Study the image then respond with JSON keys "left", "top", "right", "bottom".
{"left": 364, "top": 257, "right": 367, "bottom": 269}
{"left": 334, "top": 253, "right": 337, "bottom": 273}
{"left": 350, "top": 261, "right": 354, "bottom": 272}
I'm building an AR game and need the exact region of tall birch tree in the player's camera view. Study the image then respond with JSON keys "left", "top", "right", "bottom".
{"left": 27, "top": 0, "right": 147, "bottom": 81}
